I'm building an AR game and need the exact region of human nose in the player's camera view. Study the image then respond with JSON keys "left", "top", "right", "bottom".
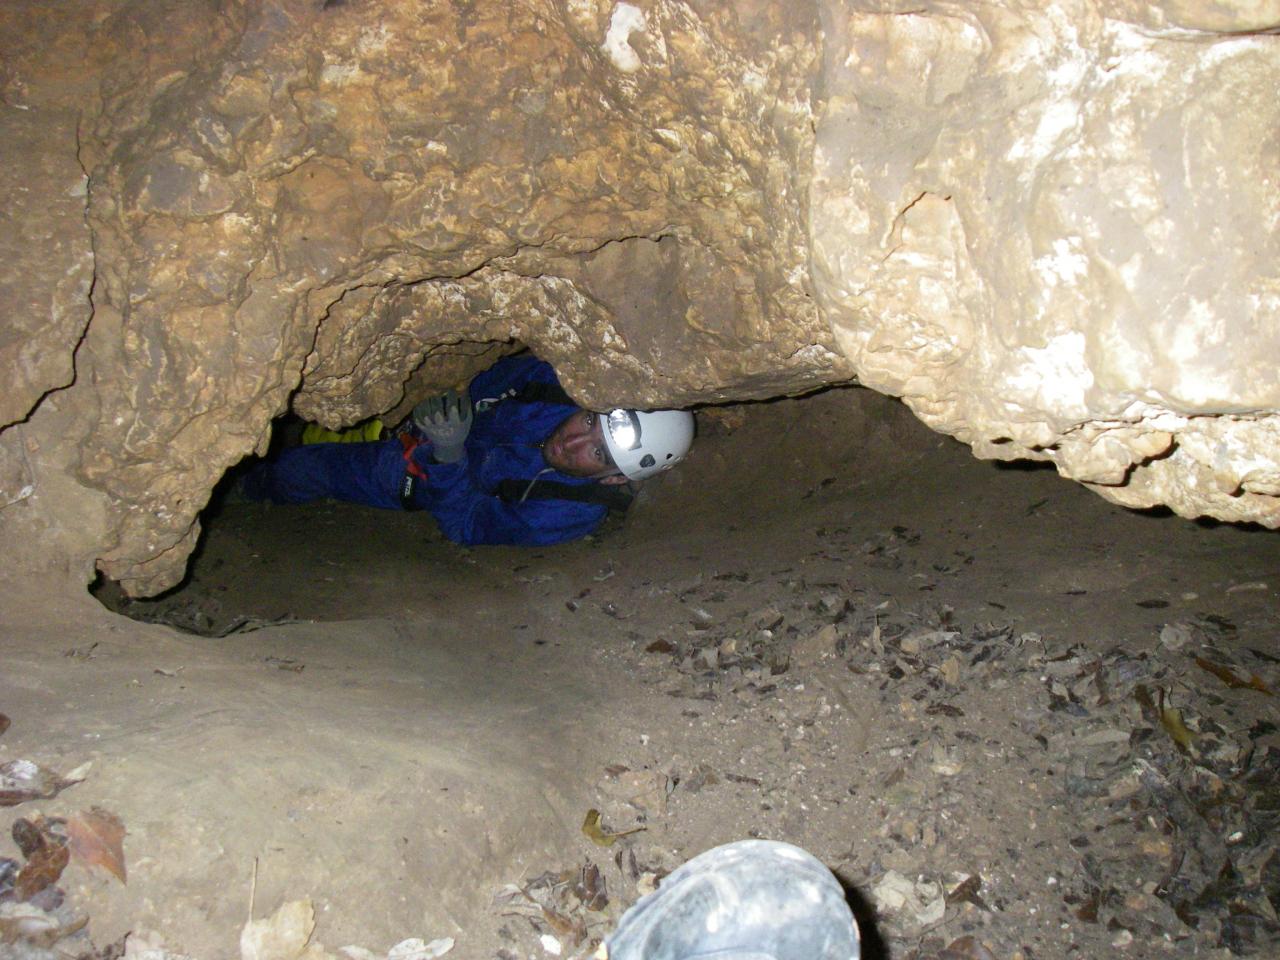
{"left": 566, "top": 417, "right": 602, "bottom": 456}
{"left": 564, "top": 429, "right": 593, "bottom": 457}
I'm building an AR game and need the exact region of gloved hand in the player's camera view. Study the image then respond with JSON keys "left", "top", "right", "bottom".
{"left": 411, "top": 389, "right": 473, "bottom": 463}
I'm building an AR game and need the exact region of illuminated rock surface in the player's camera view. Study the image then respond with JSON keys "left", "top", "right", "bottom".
{"left": 0, "top": 0, "right": 1275, "bottom": 596}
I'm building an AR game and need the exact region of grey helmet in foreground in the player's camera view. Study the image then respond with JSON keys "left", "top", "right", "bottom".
{"left": 601, "top": 408, "right": 695, "bottom": 481}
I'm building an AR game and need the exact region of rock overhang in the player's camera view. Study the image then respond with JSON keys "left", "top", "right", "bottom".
{"left": 0, "top": 0, "right": 1275, "bottom": 598}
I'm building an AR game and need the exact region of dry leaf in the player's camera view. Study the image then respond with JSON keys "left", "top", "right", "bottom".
{"left": 240, "top": 899, "right": 315, "bottom": 960}
{"left": 1075, "top": 889, "right": 1101, "bottom": 923}
{"left": 1157, "top": 690, "right": 1194, "bottom": 753}
{"left": 1225, "top": 580, "right": 1268, "bottom": 594}
{"left": 386, "top": 937, "right": 454, "bottom": 959}
{"left": 12, "top": 818, "right": 46, "bottom": 859}
{"left": 573, "top": 863, "right": 608, "bottom": 911}
{"left": 581, "top": 809, "right": 644, "bottom": 847}
{"left": 0, "top": 714, "right": 9, "bottom": 738}
{"left": 76, "top": 933, "right": 130, "bottom": 960}
{"left": 1194, "top": 656, "right": 1274, "bottom": 696}
{"left": 0, "top": 909, "right": 60, "bottom": 949}
{"left": 539, "top": 905, "right": 578, "bottom": 938}
{"left": 1133, "top": 684, "right": 1158, "bottom": 723}
{"left": 67, "top": 807, "right": 127, "bottom": 883}
{"left": 871, "top": 870, "right": 945, "bottom": 926}
{"left": 946, "top": 874, "right": 991, "bottom": 912}
{"left": 0, "top": 759, "right": 85, "bottom": 807}
{"left": 0, "top": 904, "right": 87, "bottom": 949}
{"left": 12, "top": 818, "right": 70, "bottom": 901}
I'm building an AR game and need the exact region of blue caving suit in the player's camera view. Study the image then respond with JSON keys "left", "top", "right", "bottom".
{"left": 242, "top": 356, "right": 610, "bottom": 546}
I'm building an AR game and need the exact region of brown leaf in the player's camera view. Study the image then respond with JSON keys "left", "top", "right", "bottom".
{"left": 645, "top": 639, "right": 676, "bottom": 654}
{"left": 0, "top": 910, "right": 87, "bottom": 949}
{"left": 540, "top": 904, "right": 587, "bottom": 947}
{"left": 0, "top": 913, "right": 57, "bottom": 948}
{"left": 946, "top": 874, "right": 992, "bottom": 912}
{"left": 1133, "top": 684, "right": 1159, "bottom": 724}
{"left": 13, "top": 818, "right": 70, "bottom": 901}
{"left": 1194, "top": 657, "right": 1274, "bottom": 696}
{"left": 539, "top": 905, "right": 576, "bottom": 937}
{"left": 1075, "top": 889, "right": 1101, "bottom": 923}
{"left": 0, "top": 714, "right": 10, "bottom": 738}
{"left": 574, "top": 863, "right": 608, "bottom": 911}
{"left": 0, "top": 759, "right": 83, "bottom": 807}
{"left": 12, "top": 818, "right": 46, "bottom": 859}
{"left": 66, "top": 808, "right": 127, "bottom": 884}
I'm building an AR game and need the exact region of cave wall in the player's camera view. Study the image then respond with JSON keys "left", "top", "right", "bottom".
{"left": 812, "top": 0, "right": 1280, "bottom": 524}
{"left": 0, "top": 0, "right": 1276, "bottom": 599}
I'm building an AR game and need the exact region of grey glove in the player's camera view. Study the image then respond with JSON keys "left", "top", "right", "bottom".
{"left": 411, "top": 389, "right": 473, "bottom": 463}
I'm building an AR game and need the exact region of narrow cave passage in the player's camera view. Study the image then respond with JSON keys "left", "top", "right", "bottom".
{"left": 57, "top": 388, "right": 1280, "bottom": 956}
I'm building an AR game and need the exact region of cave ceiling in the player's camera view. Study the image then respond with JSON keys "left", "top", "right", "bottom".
{"left": 0, "top": 0, "right": 1276, "bottom": 596}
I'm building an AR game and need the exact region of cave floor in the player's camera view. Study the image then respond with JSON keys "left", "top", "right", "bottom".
{"left": 5, "top": 390, "right": 1280, "bottom": 960}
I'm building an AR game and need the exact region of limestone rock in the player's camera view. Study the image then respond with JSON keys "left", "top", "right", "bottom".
{"left": 0, "top": 4, "right": 97, "bottom": 431}
{"left": 0, "top": 0, "right": 1276, "bottom": 598}
{"left": 69, "top": 0, "right": 848, "bottom": 593}
{"left": 811, "top": 0, "right": 1280, "bottom": 525}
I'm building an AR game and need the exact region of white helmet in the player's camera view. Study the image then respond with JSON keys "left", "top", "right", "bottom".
{"left": 601, "top": 408, "right": 695, "bottom": 481}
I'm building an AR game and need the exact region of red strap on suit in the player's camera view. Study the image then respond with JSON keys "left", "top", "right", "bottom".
{"left": 400, "top": 433, "right": 431, "bottom": 481}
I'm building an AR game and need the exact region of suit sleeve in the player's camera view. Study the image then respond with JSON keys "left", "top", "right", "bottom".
{"left": 467, "top": 354, "right": 557, "bottom": 404}
{"left": 420, "top": 459, "right": 607, "bottom": 546}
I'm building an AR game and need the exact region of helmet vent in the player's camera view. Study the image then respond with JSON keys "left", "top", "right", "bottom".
{"left": 640, "top": 454, "right": 655, "bottom": 468}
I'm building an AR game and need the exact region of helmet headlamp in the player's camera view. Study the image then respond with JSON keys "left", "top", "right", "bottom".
{"left": 606, "top": 409, "right": 642, "bottom": 451}
{"left": 599, "top": 407, "right": 694, "bottom": 481}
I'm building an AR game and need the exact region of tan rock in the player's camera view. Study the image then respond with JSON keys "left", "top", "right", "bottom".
{"left": 812, "top": 0, "right": 1279, "bottom": 527}
{"left": 0, "top": 3, "right": 98, "bottom": 432}
{"left": 70, "top": 0, "right": 850, "bottom": 593}
{"left": 0, "top": 0, "right": 1276, "bottom": 596}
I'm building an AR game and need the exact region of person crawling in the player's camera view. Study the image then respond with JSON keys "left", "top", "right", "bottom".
{"left": 240, "top": 353, "right": 695, "bottom": 547}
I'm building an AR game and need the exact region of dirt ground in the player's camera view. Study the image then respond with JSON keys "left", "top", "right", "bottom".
{"left": 3, "top": 387, "right": 1279, "bottom": 960}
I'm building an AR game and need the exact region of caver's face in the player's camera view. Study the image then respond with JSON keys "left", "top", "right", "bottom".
{"left": 542, "top": 410, "right": 627, "bottom": 483}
